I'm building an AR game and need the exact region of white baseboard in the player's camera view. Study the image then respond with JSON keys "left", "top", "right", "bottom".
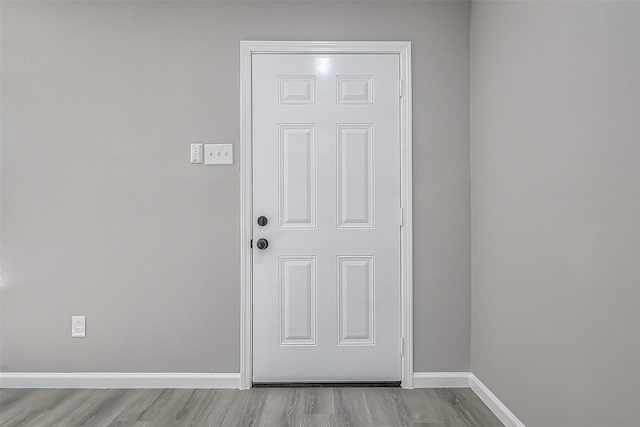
{"left": 413, "top": 372, "right": 525, "bottom": 426}
{"left": 412, "top": 372, "right": 470, "bottom": 388}
{"left": 0, "top": 372, "right": 240, "bottom": 389}
{"left": 469, "top": 373, "right": 526, "bottom": 427}
{"left": 1, "top": 371, "right": 523, "bottom": 426}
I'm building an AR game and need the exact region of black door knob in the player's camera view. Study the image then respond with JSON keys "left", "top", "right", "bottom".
{"left": 257, "top": 216, "right": 268, "bottom": 226}
{"left": 256, "top": 238, "right": 269, "bottom": 250}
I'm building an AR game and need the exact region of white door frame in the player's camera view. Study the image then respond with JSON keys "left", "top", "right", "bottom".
{"left": 239, "top": 41, "right": 413, "bottom": 389}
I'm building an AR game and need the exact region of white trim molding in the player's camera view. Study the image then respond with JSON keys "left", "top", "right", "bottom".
{"left": 413, "top": 372, "right": 526, "bottom": 426}
{"left": 0, "top": 373, "right": 240, "bottom": 389}
{"left": 1, "top": 370, "right": 525, "bottom": 426}
{"left": 412, "top": 372, "right": 470, "bottom": 388}
{"left": 239, "top": 41, "right": 413, "bottom": 390}
{"left": 469, "top": 373, "right": 526, "bottom": 427}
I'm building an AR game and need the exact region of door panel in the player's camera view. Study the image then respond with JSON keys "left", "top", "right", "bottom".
{"left": 338, "top": 256, "right": 375, "bottom": 346}
{"left": 337, "top": 123, "right": 374, "bottom": 228}
{"left": 279, "top": 256, "right": 317, "bottom": 345}
{"left": 252, "top": 54, "right": 400, "bottom": 382}
{"left": 279, "top": 124, "right": 317, "bottom": 228}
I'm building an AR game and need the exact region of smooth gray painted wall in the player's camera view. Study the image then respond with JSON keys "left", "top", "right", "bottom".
{"left": 0, "top": 1, "right": 471, "bottom": 372}
{"left": 471, "top": 2, "right": 640, "bottom": 426}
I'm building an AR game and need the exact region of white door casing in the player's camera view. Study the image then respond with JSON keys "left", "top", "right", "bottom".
{"left": 240, "top": 41, "right": 413, "bottom": 389}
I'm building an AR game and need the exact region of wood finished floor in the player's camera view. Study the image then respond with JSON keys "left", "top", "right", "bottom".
{"left": 0, "top": 387, "right": 503, "bottom": 427}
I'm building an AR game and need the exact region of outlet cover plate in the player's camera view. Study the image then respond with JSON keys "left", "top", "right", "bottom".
{"left": 72, "top": 316, "right": 86, "bottom": 338}
{"left": 204, "top": 144, "right": 233, "bottom": 165}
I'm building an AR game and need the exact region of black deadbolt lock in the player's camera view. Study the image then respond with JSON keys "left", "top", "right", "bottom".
{"left": 257, "top": 216, "right": 268, "bottom": 226}
{"left": 256, "top": 238, "right": 269, "bottom": 250}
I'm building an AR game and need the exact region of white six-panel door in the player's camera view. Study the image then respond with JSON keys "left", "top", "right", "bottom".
{"left": 252, "top": 54, "right": 401, "bottom": 382}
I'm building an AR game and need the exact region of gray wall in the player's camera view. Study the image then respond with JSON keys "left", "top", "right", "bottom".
{"left": 471, "top": 2, "right": 640, "bottom": 426}
{"left": 0, "top": 1, "right": 471, "bottom": 372}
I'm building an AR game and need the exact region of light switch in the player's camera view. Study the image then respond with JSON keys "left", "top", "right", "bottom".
{"left": 190, "top": 143, "right": 203, "bottom": 164}
{"left": 204, "top": 144, "right": 233, "bottom": 165}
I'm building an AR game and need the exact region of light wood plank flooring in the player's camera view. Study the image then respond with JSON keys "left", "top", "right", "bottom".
{"left": 0, "top": 387, "right": 503, "bottom": 427}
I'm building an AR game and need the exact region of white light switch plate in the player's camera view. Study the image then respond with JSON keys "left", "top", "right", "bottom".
{"left": 204, "top": 144, "right": 233, "bottom": 165}
{"left": 72, "top": 316, "right": 86, "bottom": 337}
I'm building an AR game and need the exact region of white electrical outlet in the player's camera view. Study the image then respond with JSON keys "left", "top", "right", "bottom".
{"left": 72, "top": 316, "right": 86, "bottom": 338}
{"left": 190, "top": 143, "right": 203, "bottom": 164}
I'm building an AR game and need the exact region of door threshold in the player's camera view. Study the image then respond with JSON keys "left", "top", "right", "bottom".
{"left": 252, "top": 381, "right": 401, "bottom": 388}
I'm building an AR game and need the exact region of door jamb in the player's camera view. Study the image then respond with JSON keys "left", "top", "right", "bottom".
{"left": 240, "top": 41, "right": 413, "bottom": 389}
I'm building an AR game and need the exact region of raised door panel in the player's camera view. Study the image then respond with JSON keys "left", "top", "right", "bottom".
{"left": 279, "top": 75, "right": 315, "bottom": 104}
{"left": 337, "top": 75, "right": 374, "bottom": 104}
{"left": 279, "top": 256, "right": 317, "bottom": 346}
{"left": 337, "top": 124, "right": 374, "bottom": 228}
{"left": 337, "top": 256, "right": 375, "bottom": 346}
{"left": 279, "top": 124, "right": 317, "bottom": 229}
